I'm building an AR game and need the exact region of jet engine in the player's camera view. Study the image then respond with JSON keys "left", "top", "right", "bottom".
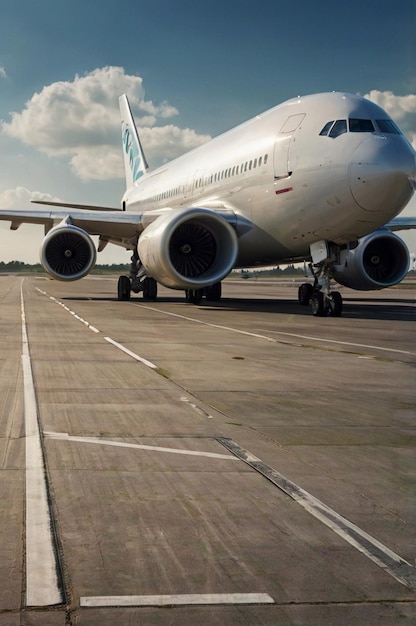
{"left": 332, "top": 229, "right": 409, "bottom": 290}
{"left": 40, "top": 224, "right": 97, "bottom": 281}
{"left": 138, "top": 207, "right": 239, "bottom": 289}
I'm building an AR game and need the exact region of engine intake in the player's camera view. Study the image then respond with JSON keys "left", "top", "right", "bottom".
{"left": 138, "top": 208, "right": 238, "bottom": 289}
{"left": 332, "top": 229, "right": 409, "bottom": 290}
{"left": 41, "top": 224, "right": 97, "bottom": 281}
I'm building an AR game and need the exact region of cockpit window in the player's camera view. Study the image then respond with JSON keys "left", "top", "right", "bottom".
{"left": 376, "top": 119, "right": 401, "bottom": 134}
{"left": 328, "top": 119, "right": 347, "bottom": 138}
{"left": 319, "top": 119, "right": 347, "bottom": 138}
{"left": 319, "top": 117, "right": 399, "bottom": 138}
{"left": 349, "top": 119, "right": 375, "bottom": 133}
{"left": 319, "top": 121, "right": 334, "bottom": 136}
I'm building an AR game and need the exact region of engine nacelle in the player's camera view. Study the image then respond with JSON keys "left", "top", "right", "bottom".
{"left": 40, "top": 224, "right": 97, "bottom": 281}
{"left": 332, "top": 229, "right": 409, "bottom": 290}
{"left": 138, "top": 208, "right": 238, "bottom": 289}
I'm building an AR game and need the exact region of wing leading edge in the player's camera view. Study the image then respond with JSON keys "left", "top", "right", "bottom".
{"left": 385, "top": 216, "right": 416, "bottom": 231}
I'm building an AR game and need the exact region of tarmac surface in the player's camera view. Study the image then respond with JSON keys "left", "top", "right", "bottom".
{"left": 0, "top": 273, "right": 415, "bottom": 625}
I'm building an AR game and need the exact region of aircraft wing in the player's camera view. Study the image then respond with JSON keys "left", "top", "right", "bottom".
{"left": 385, "top": 216, "right": 416, "bottom": 231}
{"left": 0, "top": 206, "right": 143, "bottom": 240}
{"left": 0, "top": 204, "right": 241, "bottom": 250}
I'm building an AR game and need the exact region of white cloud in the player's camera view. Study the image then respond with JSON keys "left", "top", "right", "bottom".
{"left": 138, "top": 125, "right": 211, "bottom": 163}
{"left": 0, "top": 187, "right": 61, "bottom": 263}
{"left": 1, "top": 66, "right": 210, "bottom": 181}
{"left": 365, "top": 90, "right": 416, "bottom": 148}
{"left": 0, "top": 66, "right": 7, "bottom": 79}
{"left": 0, "top": 186, "right": 60, "bottom": 208}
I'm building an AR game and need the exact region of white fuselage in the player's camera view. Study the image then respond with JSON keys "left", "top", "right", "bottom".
{"left": 122, "top": 93, "right": 415, "bottom": 267}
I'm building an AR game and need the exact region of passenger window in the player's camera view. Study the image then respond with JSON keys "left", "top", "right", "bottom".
{"left": 349, "top": 119, "right": 374, "bottom": 133}
{"left": 329, "top": 120, "right": 347, "bottom": 138}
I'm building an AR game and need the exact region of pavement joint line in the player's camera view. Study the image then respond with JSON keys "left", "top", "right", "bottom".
{"left": 21, "top": 283, "right": 64, "bottom": 607}
{"left": 80, "top": 593, "right": 275, "bottom": 607}
{"left": 216, "top": 437, "right": 416, "bottom": 590}
{"left": 43, "top": 431, "right": 238, "bottom": 460}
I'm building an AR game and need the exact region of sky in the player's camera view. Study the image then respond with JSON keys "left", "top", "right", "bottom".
{"left": 0, "top": 0, "right": 415, "bottom": 264}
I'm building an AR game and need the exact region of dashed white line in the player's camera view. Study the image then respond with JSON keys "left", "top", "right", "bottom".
{"left": 35, "top": 288, "right": 100, "bottom": 333}
{"left": 104, "top": 336, "right": 158, "bottom": 369}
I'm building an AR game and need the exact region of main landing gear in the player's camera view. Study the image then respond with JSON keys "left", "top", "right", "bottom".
{"left": 117, "top": 248, "right": 158, "bottom": 301}
{"left": 298, "top": 262, "right": 343, "bottom": 317}
{"left": 185, "top": 282, "right": 222, "bottom": 305}
{"left": 117, "top": 246, "right": 222, "bottom": 305}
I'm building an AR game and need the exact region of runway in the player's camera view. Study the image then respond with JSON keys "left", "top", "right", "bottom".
{"left": 0, "top": 274, "right": 415, "bottom": 625}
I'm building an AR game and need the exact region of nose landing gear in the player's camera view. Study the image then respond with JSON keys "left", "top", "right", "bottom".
{"left": 309, "top": 287, "right": 342, "bottom": 317}
{"left": 298, "top": 260, "right": 343, "bottom": 317}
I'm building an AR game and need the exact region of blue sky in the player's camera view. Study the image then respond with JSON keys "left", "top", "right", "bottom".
{"left": 0, "top": 0, "right": 415, "bottom": 263}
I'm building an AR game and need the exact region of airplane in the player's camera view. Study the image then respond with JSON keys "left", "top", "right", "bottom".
{"left": 0, "top": 91, "right": 415, "bottom": 317}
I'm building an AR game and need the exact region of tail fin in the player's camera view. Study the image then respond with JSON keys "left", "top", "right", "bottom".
{"left": 119, "top": 94, "right": 149, "bottom": 188}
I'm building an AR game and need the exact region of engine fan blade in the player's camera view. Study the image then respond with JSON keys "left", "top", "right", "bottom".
{"left": 45, "top": 231, "right": 92, "bottom": 276}
{"left": 169, "top": 222, "right": 216, "bottom": 277}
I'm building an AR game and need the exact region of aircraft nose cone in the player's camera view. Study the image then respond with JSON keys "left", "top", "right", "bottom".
{"left": 349, "top": 136, "right": 415, "bottom": 214}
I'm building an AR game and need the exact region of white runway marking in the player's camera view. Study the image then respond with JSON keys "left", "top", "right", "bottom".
{"left": 218, "top": 438, "right": 416, "bottom": 590}
{"left": 35, "top": 288, "right": 100, "bottom": 333}
{"left": 80, "top": 593, "right": 274, "bottom": 607}
{"left": 21, "top": 285, "right": 63, "bottom": 606}
{"left": 137, "top": 304, "right": 414, "bottom": 357}
{"left": 104, "top": 336, "right": 158, "bottom": 369}
{"left": 269, "top": 330, "right": 415, "bottom": 356}
{"left": 44, "top": 432, "right": 238, "bottom": 460}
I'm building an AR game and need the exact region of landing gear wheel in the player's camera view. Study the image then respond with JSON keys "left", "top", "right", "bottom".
{"left": 298, "top": 282, "right": 313, "bottom": 306}
{"left": 311, "top": 291, "right": 325, "bottom": 316}
{"left": 185, "top": 289, "right": 203, "bottom": 304}
{"left": 143, "top": 277, "right": 158, "bottom": 300}
{"left": 327, "top": 291, "right": 343, "bottom": 317}
{"left": 117, "top": 275, "right": 131, "bottom": 301}
{"left": 205, "top": 282, "right": 222, "bottom": 302}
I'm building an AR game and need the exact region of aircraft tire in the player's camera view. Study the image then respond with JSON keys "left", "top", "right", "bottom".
{"left": 205, "top": 282, "right": 222, "bottom": 302}
{"left": 185, "top": 289, "right": 203, "bottom": 304}
{"left": 118, "top": 275, "right": 131, "bottom": 301}
{"left": 328, "top": 291, "right": 343, "bottom": 316}
{"left": 298, "top": 282, "right": 313, "bottom": 305}
{"left": 143, "top": 277, "right": 157, "bottom": 300}
{"left": 311, "top": 291, "right": 325, "bottom": 316}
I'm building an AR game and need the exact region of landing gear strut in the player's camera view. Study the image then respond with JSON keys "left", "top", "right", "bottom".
{"left": 117, "top": 247, "right": 158, "bottom": 301}
{"left": 185, "top": 282, "right": 222, "bottom": 305}
{"left": 185, "top": 288, "right": 204, "bottom": 304}
{"left": 306, "top": 261, "right": 343, "bottom": 317}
